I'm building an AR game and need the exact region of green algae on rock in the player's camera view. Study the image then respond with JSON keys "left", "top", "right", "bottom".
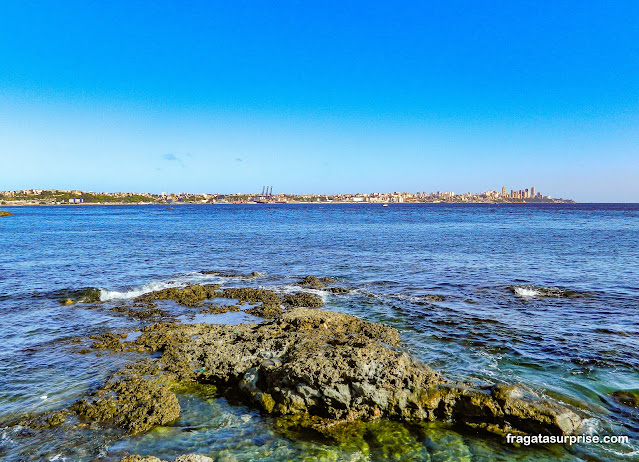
{"left": 111, "top": 303, "right": 171, "bottom": 319}
{"left": 296, "top": 275, "right": 334, "bottom": 289}
{"left": 11, "top": 308, "right": 583, "bottom": 444}
{"left": 608, "top": 390, "right": 639, "bottom": 408}
{"left": 328, "top": 287, "right": 351, "bottom": 294}
{"left": 217, "top": 287, "right": 284, "bottom": 318}
{"left": 296, "top": 276, "right": 351, "bottom": 294}
{"left": 135, "top": 284, "right": 220, "bottom": 307}
{"left": 72, "top": 371, "right": 180, "bottom": 435}
{"left": 90, "top": 332, "right": 129, "bottom": 351}
{"left": 51, "top": 287, "right": 102, "bottom": 305}
{"left": 199, "top": 304, "right": 241, "bottom": 315}
{"left": 283, "top": 292, "right": 324, "bottom": 308}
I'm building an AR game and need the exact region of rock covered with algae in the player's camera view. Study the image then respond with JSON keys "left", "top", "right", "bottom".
{"left": 105, "top": 308, "right": 582, "bottom": 438}
{"left": 71, "top": 368, "right": 181, "bottom": 435}
{"left": 12, "top": 307, "right": 582, "bottom": 441}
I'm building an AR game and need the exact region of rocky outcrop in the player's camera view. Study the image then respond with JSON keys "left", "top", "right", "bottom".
{"left": 0, "top": 210, "right": 12, "bottom": 217}
{"left": 119, "top": 284, "right": 326, "bottom": 320}
{"left": 218, "top": 287, "right": 284, "bottom": 318}
{"left": 328, "top": 287, "right": 351, "bottom": 294}
{"left": 124, "top": 308, "right": 582, "bottom": 438}
{"left": 16, "top": 308, "right": 582, "bottom": 441}
{"left": 135, "top": 284, "right": 220, "bottom": 307}
{"left": 296, "top": 275, "right": 334, "bottom": 289}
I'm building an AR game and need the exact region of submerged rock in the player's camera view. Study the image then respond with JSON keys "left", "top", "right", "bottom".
{"left": 199, "top": 304, "right": 241, "bottom": 314}
{"left": 53, "top": 287, "right": 102, "bottom": 305}
{"left": 218, "top": 287, "right": 284, "bottom": 318}
{"left": 201, "top": 270, "right": 259, "bottom": 278}
{"left": 17, "top": 409, "right": 70, "bottom": 429}
{"left": 418, "top": 294, "right": 445, "bottom": 302}
{"left": 90, "top": 332, "right": 128, "bottom": 351}
{"left": 0, "top": 210, "right": 13, "bottom": 217}
{"left": 111, "top": 303, "right": 170, "bottom": 319}
{"left": 608, "top": 390, "right": 639, "bottom": 408}
{"left": 328, "top": 287, "right": 351, "bottom": 294}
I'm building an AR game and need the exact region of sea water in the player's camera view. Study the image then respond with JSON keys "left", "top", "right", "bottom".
{"left": 0, "top": 203, "right": 637, "bottom": 461}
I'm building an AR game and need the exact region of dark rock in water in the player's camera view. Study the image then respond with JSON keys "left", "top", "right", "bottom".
{"left": 283, "top": 292, "right": 324, "bottom": 308}
{"left": 201, "top": 270, "right": 259, "bottom": 279}
{"left": 328, "top": 287, "right": 351, "bottom": 294}
{"left": 72, "top": 372, "right": 180, "bottom": 435}
{"left": 135, "top": 284, "right": 220, "bottom": 307}
{"left": 296, "top": 276, "right": 348, "bottom": 295}
{"left": 199, "top": 304, "right": 240, "bottom": 315}
{"left": 296, "top": 275, "right": 331, "bottom": 289}
{"left": 129, "top": 308, "right": 582, "bottom": 439}
{"left": 0, "top": 210, "right": 13, "bottom": 217}
{"left": 111, "top": 303, "right": 170, "bottom": 319}
{"left": 419, "top": 294, "right": 445, "bottom": 302}
{"left": 90, "top": 332, "right": 128, "bottom": 351}
{"left": 53, "top": 287, "right": 102, "bottom": 305}
{"left": 608, "top": 390, "right": 639, "bottom": 408}
{"left": 508, "top": 285, "right": 589, "bottom": 299}
{"left": 17, "top": 409, "right": 70, "bottom": 429}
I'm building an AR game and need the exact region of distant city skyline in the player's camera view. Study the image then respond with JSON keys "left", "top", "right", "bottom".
{"left": 1, "top": 2, "right": 638, "bottom": 202}
{"left": 0, "top": 185, "right": 569, "bottom": 205}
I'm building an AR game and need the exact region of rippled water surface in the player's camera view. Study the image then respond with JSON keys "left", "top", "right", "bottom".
{"left": 0, "top": 204, "right": 637, "bottom": 461}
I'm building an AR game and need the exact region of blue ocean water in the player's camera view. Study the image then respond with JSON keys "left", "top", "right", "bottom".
{"left": 0, "top": 203, "right": 637, "bottom": 461}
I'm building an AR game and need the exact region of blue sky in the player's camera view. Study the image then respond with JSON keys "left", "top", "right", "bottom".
{"left": 1, "top": 1, "right": 638, "bottom": 201}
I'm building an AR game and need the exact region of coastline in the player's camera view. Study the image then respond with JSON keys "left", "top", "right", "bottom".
{"left": 0, "top": 200, "right": 576, "bottom": 207}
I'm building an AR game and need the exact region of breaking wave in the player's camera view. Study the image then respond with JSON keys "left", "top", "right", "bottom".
{"left": 97, "top": 270, "right": 252, "bottom": 301}
{"left": 99, "top": 280, "right": 185, "bottom": 301}
{"left": 513, "top": 287, "right": 539, "bottom": 297}
{"left": 509, "top": 285, "right": 589, "bottom": 299}
{"left": 259, "top": 284, "right": 330, "bottom": 304}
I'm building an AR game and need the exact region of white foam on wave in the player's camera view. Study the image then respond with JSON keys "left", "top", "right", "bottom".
{"left": 513, "top": 287, "right": 539, "bottom": 297}
{"left": 99, "top": 280, "right": 184, "bottom": 301}
{"left": 98, "top": 271, "right": 262, "bottom": 302}
{"left": 260, "top": 284, "right": 330, "bottom": 304}
{"left": 579, "top": 418, "right": 601, "bottom": 435}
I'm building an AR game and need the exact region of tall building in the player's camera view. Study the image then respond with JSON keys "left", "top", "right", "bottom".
{"left": 502, "top": 186, "right": 507, "bottom": 197}
{"left": 531, "top": 186, "right": 536, "bottom": 198}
